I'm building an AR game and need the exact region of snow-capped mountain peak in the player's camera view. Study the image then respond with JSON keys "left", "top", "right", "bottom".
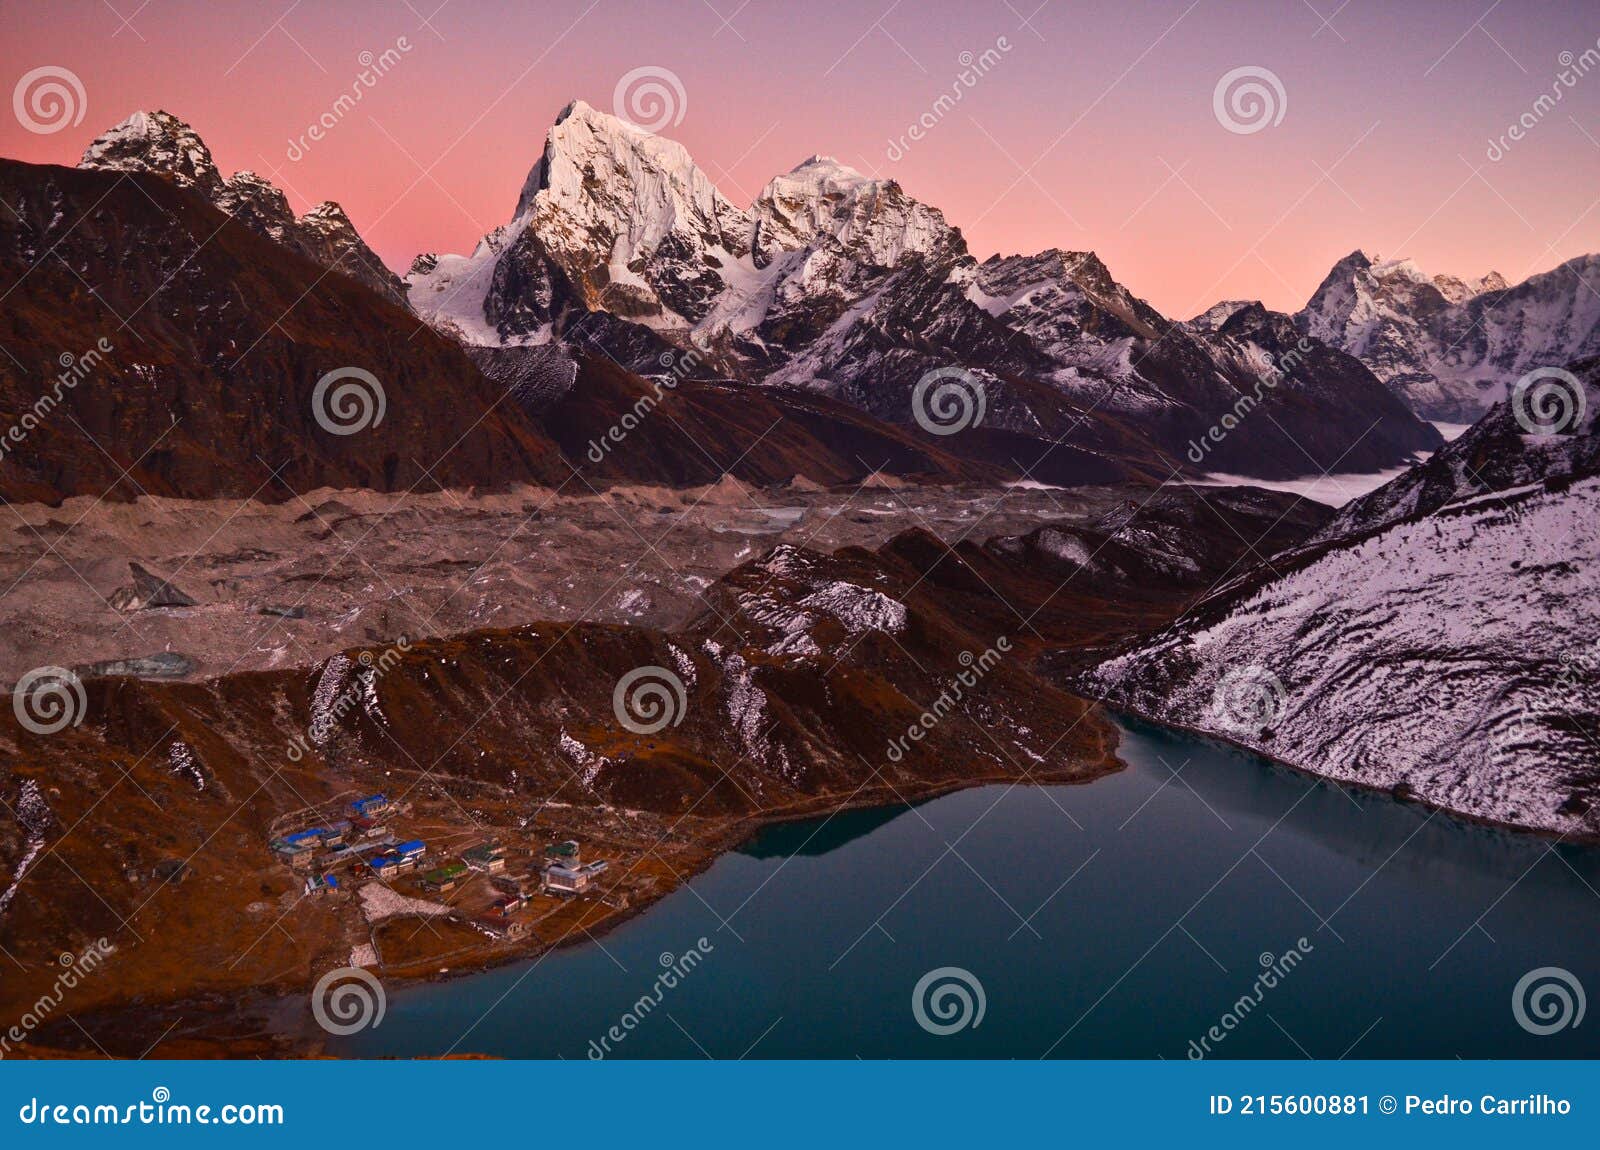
{"left": 78, "top": 111, "right": 407, "bottom": 308}
{"left": 1187, "top": 300, "right": 1259, "bottom": 333}
{"left": 1432, "top": 268, "right": 1508, "bottom": 304}
{"left": 750, "top": 155, "right": 957, "bottom": 268}
{"left": 513, "top": 97, "right": 751, "bottom": 326}
{"left": 80, "top": 109, "right": 224, "bottom": 194}
{"left": 1297, "top": 249, "right": 1600, "bottom": 419}
{"left": 972, "top": 248, "right": 1168, "bottom": 344}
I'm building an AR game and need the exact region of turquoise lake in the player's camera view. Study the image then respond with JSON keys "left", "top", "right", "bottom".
{"left": 338, "top": 716, "right": 1598, "bottom": 1059}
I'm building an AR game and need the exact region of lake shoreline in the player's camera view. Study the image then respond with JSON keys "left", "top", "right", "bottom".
{"left": 330, "top": 714, "right": 1600, "bottom": 1060}
{"left": 1097, "top": 702, "right": 1598, "bottom": 846}
{"left": 38, "top": 724, "right": 1127, "bottom": 1059}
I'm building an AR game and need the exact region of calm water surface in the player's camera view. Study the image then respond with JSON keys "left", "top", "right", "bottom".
{"left": 339, "top": 717, "right": 1599, "bottom": 1058}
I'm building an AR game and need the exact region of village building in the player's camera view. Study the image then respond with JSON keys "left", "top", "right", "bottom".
{"left": 420, "top": 862, "right": 469, "bottom": 893}
{"left": 351, "top": 794, "right": 389, "bottom": 818}
{"left": 271, "top": 837, "right": 318, "bottom": 867}
{"left": 493, "top": 873, "right": 538, "bottom": 898}
{"left": 543, "top": 840, "right": 581, "bottom": 866}
{"left": 463, "top": 843, "right": 507, "bottom": 874}
{"left": 543, "top": 860, "right": 608, "bottom": 895}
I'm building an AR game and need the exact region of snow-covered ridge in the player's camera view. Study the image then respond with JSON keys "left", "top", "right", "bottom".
{"left": 751, "top": 154, "right": 956, "bottom": 268}
{"left": 1087, "top": 384, "right": 1600, "bottom": 836}
{"left": 408, "top": 100, "right": 962, "bottom": 343}
{"left": 78, "top": 110, "right": 408, "bottom": 307}
{"left": 1294, "top": 249, "right": 1598, "bottom": 421}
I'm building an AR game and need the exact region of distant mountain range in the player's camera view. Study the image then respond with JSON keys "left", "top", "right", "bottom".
{"left": 403, "top": 99, "right": 1439, "bottom": 479}
{"left": 1295, "top": 249, "right": 1600, "bottom": 421}
{"left": 0, "top": 103, "right": 1594, "bottom": 504}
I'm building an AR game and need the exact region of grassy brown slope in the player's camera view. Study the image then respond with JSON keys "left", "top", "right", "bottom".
{"left": 0, "top": 159, "right": 569, "bottom": 503}
{"left": 538, "top": 355, "right": 1151, "bottom": 489}
{"left": 0, "top": 536, "right": 1116, "bottom": 1055}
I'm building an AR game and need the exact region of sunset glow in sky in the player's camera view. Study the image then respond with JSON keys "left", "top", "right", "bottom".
{"left": 4, "top": 0, "right": 1598, "bottom": 317}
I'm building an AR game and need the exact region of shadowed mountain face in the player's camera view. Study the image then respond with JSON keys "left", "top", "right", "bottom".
{"left": 78, "top": 110, "right": 409, "bottom": 308}
{"left": 507, "top": 351, "right": 1155, "bottom": 490}
{"left": 407, "top": 100, "right": 1442, "bottom": 481}
{"left": 0, "top": 158, "right": 570, "bottom": 503}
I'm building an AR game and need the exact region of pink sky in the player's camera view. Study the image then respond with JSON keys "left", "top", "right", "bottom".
{"left": 4, "top": 0, "right": 1598, "bottom": 317}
